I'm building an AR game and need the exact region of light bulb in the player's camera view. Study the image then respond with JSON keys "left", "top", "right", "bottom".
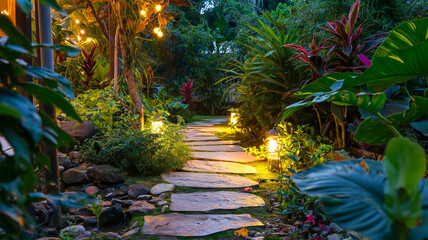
{"left": 140, "top": 9, "right": 147, "bottom": 16}
{"left": 86, "top": 38, "right": 92, "bottom": 43}
{"left": 75, "top": 20, "right": 80, "bottom": 24}
{"left": 157, "top": 31, "right": 163, "bottom": 37}
{"left": 155, "top": 4, "right": 162, "bottom": 12}
{"left": 154, "top": 28, "right": 159, "bottom": 34}
{"left": 77, "top": 36, "right": 82, "bottom": 41}
{"left": 80, "top": 30, "right": 85, "bottom": 34}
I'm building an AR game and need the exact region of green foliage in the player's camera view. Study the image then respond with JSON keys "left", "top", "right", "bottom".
{"left": 87, "top": 195, "right": 102, "bottom": 229}
{"left": 81, "top": 125, "right": 190, "bottom": 175}
{"left": 283, "top": 18, "right": 428, "bottom": 145}
{"left": 292, "top": 137, "right": 428, "bottom": 240}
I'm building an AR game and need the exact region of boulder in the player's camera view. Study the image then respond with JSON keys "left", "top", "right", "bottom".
{"left": 99, "top": 204, "right": 126, "bottom": 228}
{"left": 150, "top": 184, "right": 174, "bottom": 195}
{"left": 60, "top": 225, "right": 85, "bottom": 238}
{"left": 87, "top": 165, "right": 124, "bottom": 185}
{"left": 62, "top": 167, "right": 89, "bottom": 185}
{"left": 128, "top": 184, "right": 149, "bottom": 198}
{"left": 59, "top": 120, "right": 98, "bottom": 143}
{"left": 127, "top": 201, "right": 156, "bottom": 216}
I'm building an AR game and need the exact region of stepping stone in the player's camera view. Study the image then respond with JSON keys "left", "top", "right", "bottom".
{"left": 186, "top": 127, "right": 223, "bottom": 132}
{"left": 184, "top": 133, "right": 216, "bottom": 138}
{"left": 190, "top": 145, "right": 244, "bottom": 152}
{"left": 150, "top": 184, "right": 175, "bottom": 195}
{"left": 142, "top": 213, "right": 263, "bottom": 237}
{"left": 186, "top": 141, "right": 239, "bottom": 146}
{"left": 170, "top": 191, "right": 265, "bottom": 212}
{"left": 182, "top": 160, "right": 258, "bottom": 174}
{"left": 184, "top": 136, "right": 222, "bottom": 141}
{"left": 186, "top": 122, "right": 221, "bottom": 126}
{"left": 192, "top": 151, "right": 262, "bottom": 163}
{"left": 161, "top": 172, "right": 259, "bottom": 188}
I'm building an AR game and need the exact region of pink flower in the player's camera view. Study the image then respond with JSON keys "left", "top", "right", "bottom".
{"left": 242, "top": 187, "right": 252, "bottom": 192}
{"left": 304, "top": 212, "right": 315, "bottom": 225}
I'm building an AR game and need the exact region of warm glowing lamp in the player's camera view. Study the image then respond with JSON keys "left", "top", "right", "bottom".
{"left": 152, "top": 119, "right": 163, "bottom": 133}
{"left": 266, "top": 128, "right": 281, "bottom": 172}
{"left": 230, "top": 111, "right": 238, "bottom": 126}
{"left": 155, "top": 4, "right": 162, "bottom": 12}
{"left": 140, "top": 9, "right": 147, "bottom": 16}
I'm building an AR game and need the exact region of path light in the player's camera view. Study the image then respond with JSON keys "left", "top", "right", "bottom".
{"left": 155, "top": 4, "right": 162, "bottom": 12}
{"left": 152, "top": 117, "right": 163, "bottom": 133}
{"left": 266, "top": 127, "right": 281, "bottom": 172}
{"left": 230, "top": 111, "right": 238, "bottom": 126}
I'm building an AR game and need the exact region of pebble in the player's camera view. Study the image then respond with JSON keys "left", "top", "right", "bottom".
{"left": 149, "top": 198, "right": 163, "bottom": 204}
{"left": 161, "top": 205, "right": 169, "bottom": 213}
{"left": 121, "top": 228, "right": 139, "bottom": 238}
{"left": 137, "top": 195, "right": 152, "bottom": 200}
{"left": 157, "top": 200, "right": 167, "bottom": 206}
{"left": 60, "top": 225, "right": 85, "bottom": 238}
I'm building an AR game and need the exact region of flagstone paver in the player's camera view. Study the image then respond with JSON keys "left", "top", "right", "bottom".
{"left": 142, "top": 213, "right": 263, "bottom": 237}
{"left": 170, "top": 191, "right": 265, "bottom": 212}
{"left": 161, "top": 172, "right": 259, "bottom": 188}
{"left": 182, "top": 160, "right": 258, "bottom": 174}
{"left": 185, "top": 140, "right": 239, "bottom": 146}
{"left": 192, "top": 151, "right": 262, "bottom": 163}
{"left": 190, "top": 144, "right": 244, "bottom": 152}
{"left": 184, "top": 136, "right": 222, "bottom": 141}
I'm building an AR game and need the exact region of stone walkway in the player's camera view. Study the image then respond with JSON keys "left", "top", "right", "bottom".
{"left": 142, "top": 118, "right": 266, "bottom": 238}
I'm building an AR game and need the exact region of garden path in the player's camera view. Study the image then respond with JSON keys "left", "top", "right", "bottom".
{"left": 141, "top": 118, "right": 266, "bottom": 238}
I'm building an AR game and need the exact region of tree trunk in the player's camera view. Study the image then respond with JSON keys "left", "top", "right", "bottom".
{"left": 118, "top": 30, "right": 144, "bottom": 128}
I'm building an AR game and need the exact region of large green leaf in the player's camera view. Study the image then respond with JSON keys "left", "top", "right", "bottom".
{"left": 410, "top": 120, "right": 428, "bottom": 137}
{"left": 19, "top": 83, "right": 81, "bottom": 121}
{"left": 384, "top": 138, "right": 426, "bottom": 229}
{"left": 32, "top": 44, "right": 80, "bottom": 57}
{"left": 359, "top": 18, "right": 428, "bottom": 92}
{"left": 15, "top": 0, "right": 33, "bottom": 15}
{"left": 293, "top": 72, "right": 359, "bottom": 99}
{"left": 39, "top": 0, "right": 67, "bottom": 16}
{"left": 0, "top": 89, "right": 43, "bottom": 143}
{"left": 292, "top": 159, "right": 392, "bottom": 239}
{"left": 0, "top": 15, "right": 32, "bottom": 51}
{"left": 355, "top": 96, "right": 428, "bottom": 144}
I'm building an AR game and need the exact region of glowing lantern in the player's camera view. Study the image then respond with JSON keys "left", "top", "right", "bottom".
{"left": 230, "top": 111, "right": 238, "bottom": 126}
{"left": 266, "top": 128, "right": 281, "bottom": 172}
{"left": 152, "top": 118, "right": 163, "bottom": 133}
{"left": 140, "top": 9, "right": 147, "bottom": 16}
{"left": 155, "top": 4, "right": 162, "bottom": 12}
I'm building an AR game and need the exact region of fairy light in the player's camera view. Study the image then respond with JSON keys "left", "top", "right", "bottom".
{"left": 75, "top": 20, "right": 80, "bottom": 24}
{"left": 77, "top": 36, "right": 82, "bottom": 41}
{"left": 154, "top": 27, "right": 159, "bottom": 34}
{"left": 1, "top": 10, "right": 9, "bottom": 15}
{"left": 140, "top": 9, "right": 147, "bottom": 16}
{"left": 155, "top": 4, "right": 162, "bottom": 12}
{"left": 86, "top": 38, "right": 92, "bottom": 43}
{"left": 80, "top": 30, "right": 85, "bottom": 34}
{"left": 157, "top": 30, "right": 163, "bottom": 37}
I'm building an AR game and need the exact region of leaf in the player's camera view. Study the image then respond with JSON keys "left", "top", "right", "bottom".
{"left": 0, "top": 89, "right": 43, "bottom": 143}
{"left": 0, "top": 15, "right": 32, "bottom": 51}
{"left": 292, "top": 159, "right": 392, "bottom": 240}
{"left": 19, "top": 83, "right": 81, "bottom": 121}
{"left": 39, "top": 0, "right": 67, "bottom": 16}
{"left": 15, "top": 0, "right": 33, "bottom": 15}
{"left": 294, "top": 72, "right": 358, "bottom": 98}
{"left": 410, "top": 120, "right": 428, "bottom": 137}
{"left": 32, "top": 44, "right": 80, "bottom": 57}
{"left": 354, "top": 117, "right": 395, "bottom": 144}
{"left": 360, "top": 18, "right": 428, "bottom": 92}
{"left": 384, "top": 138, "right": 426, "bottom": 229}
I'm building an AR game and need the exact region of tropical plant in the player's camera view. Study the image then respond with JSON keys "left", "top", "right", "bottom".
{"left": 180, "top": 78, "right": 195, "bottom": 105}
{"left": 292, "top": 137, "right": 428, "bottom": 240}
{"left": 0, "top": 3, "right": 93, "bottom": 239}
{"left": 283, "top": 17, "right": 428, "bottom": 145}
{"left": 87, "top": 195, "right": 102, "bottom": 229}
{"left": 80, "top": 43, "right": 98, "bottom": 89}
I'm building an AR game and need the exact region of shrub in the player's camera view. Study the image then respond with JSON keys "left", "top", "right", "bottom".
{"left": 82, "top": 124, "right": 190, "bottom": 175}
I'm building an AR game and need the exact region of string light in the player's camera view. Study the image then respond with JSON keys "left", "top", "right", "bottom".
{"left": 0, "top": 10, "right": 9, "bottom": 16}
{"left": 80, "top": 30, "right": 85, "bottom": 34}
{"left": 157, "top": 30, "right": 163, "bottom": 37}
{"left": 77, "top": 36, "right": 82, "bottom": 41}
{"left": 155, "top": 4, "right": 162, "bottom": 12}
{"left": 154, "top": 27, "right": 160, "bottom": 34}
{"left": 140, "top": 9, "right": 147, "bottom": 16}
{"left": 86, "top": 38, "right": 92, "bottom": 43}
{"left": 75, "top": 20, "right": 80, "bottom": 24}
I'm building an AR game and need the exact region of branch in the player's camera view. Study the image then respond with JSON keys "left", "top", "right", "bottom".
{"left": 85, "top": 0, "right": 110, "bottom": 43}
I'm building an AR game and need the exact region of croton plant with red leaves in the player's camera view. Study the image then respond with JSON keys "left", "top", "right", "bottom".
{"left": 180, "top": 78, "right": 195, "bottom": 105}
{"left": 80, "top": 44, "right": 98, "bottom": 90}
{"left": 284, "top": 0, "right": 386, "bottom": 86}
